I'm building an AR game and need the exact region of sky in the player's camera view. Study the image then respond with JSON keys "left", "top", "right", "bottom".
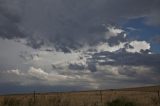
{"left": 0, "top": 0, "right": 160, "bottom": 94}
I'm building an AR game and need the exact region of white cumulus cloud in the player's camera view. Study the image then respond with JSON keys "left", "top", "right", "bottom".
{"left": 28, "top": 67, "right": 49, "bottom": 80}
{"left": 126, "top": 40, "right": 151, "bottom": 53}
{"left": 96, "top": 42, "right": 126, "bottom": 52}
{"left": 105, "top": 26, "right": 124, "bottom": 39}
{"left": 7, "top": 69, "right": 21, "bottom": 75}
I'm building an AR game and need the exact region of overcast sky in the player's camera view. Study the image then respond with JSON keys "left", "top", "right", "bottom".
{"left": 0, "top": 0, "right": 160, "bottom": 94}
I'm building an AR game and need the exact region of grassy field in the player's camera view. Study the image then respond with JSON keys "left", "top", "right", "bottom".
{"left": 0, "top": 85, "right": 159, "bottom": 106}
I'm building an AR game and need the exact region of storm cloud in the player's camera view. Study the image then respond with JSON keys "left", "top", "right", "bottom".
{"left": 0, "top": 0, "right": 160, "bottom": 51}
{"left": 0, "top": 0, "right": 160, "bottom": 94}
{"left": 91, "top": 51, "right": 160, "bottom": 67}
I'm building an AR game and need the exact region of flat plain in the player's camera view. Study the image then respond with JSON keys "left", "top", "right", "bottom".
{"left": 0, "top": 85, "right": 160, "bottom": 106}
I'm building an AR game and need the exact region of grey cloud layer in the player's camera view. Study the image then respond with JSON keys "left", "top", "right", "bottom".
{"left": 0, "top": 0, "right": 160, "bottom": 93}
{"left": 0, "top": 38, "right": 159, "bottom": 93}
{"left": 91, "top": 52, "right": 160, "bottom": 67}
{"left": 0, "top": 0, "right": 160, "bottom": 51}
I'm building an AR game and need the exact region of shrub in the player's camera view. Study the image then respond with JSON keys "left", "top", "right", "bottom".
{"left": 107, "top": 98, "right": 136, "bottom": 106}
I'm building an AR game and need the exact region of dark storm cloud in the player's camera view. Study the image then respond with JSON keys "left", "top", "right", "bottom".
{"left": 87, "top": 63, "right": 97, "bottom": 72}
{"left": 91, "top": 51, "right": 160, "bottom": 68}
{"left": 0, "top": 12, "right": 24, "bottom": 39}
{"left": 26, "top": 37, "right": 45, "bottom": 49}
{"left": 68, "top": 63, "right": 86, "bottom": 70}
{"left": 0, "top": 1, "right": 25, "bottom": 39}
{"left": 0, "top": 0, "right": 160, "bottom": 51}
{"left": 107, "top": 34, "right": 127, "bottom": 46}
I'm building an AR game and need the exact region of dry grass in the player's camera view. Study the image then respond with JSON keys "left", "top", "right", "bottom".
{"left": 0, "top": 85, "right": 159, "bottom": 106}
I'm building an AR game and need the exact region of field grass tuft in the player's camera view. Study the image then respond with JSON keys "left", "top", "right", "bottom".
{"left": 106, "top": 97, "right": 136, "bottom": 106}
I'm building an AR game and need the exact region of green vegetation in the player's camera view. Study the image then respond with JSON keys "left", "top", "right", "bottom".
{"left": 106, "top": 98, "right": 136, "bottom": 106}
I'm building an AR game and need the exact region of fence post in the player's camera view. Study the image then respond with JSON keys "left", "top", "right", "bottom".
{"left": 33, "top": 90, "right": 36, "bottom": 104}
{"left": 100, "top": 90, "right": 103, "bottom": 104}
